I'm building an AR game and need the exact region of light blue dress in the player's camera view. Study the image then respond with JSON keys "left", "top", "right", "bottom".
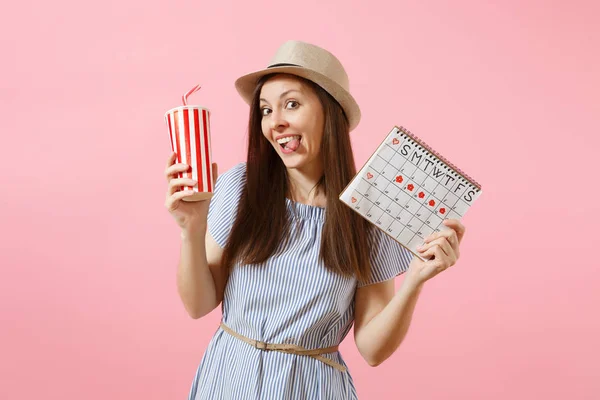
{"left": 188, "top": 162, "right": 413, "bottom": 399}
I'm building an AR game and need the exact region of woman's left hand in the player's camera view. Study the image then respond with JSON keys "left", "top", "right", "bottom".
{"left": 407, "top": 219, "right": 466, "bottom": 285}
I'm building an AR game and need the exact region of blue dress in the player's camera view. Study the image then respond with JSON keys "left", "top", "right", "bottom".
{"left": 188, "top": 163, "right": 413, "bottom": 399}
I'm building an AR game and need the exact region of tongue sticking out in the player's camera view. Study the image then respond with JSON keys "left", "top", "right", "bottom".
{"left": 285, "top": 138, "right": 300, "bottom": 151}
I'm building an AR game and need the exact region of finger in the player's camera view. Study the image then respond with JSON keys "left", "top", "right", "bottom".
{"left": 431, "top": 246, "right": 451, "bottom": 270}
{"left": 212, "top": 163, "right": 218, "bottom": 187}
{"left": 419, "top": 242, "right": 441, "bottom": 259}
{"left": 447, "top": 233, "right": 460, "bottom": 259}
{"left": 165, "top": 189, "right": 195, "bottom": 212}
{"left": 425, "top": 221, "right": 461, "bottom": 244}
{"left": 168, "top": 177, "right": 197, "bottom": 193}
{"left": 431, "top": 239, "right": 458, "bottom": 266}
{"left": 439, "top": 238, "right": 455, "bottom": 260}
{"left": 439, "top": 227, "right": 459, "bottom": 255}
{"left": 423, "top": 228, "right": 454, "bottom": 244}
{"left": 168, "top": 177, "right": 197, "bottom": 196}
{"left": 418, "top": 238, "right": 453, "bottom": 259}
{"left": 442, "top": 219, "right": 466, "bottom": 244}
{"left": 165, "top": 163, "right": 190, "bottom": 182}
{"left": 166, "top": 151, "right": 177, "bottom": 168}
{"left": 420, "top": 246, "right": 445, "bottom": 270}
{"left": 423, "top": 246, "right": 450, "bottom": 271}
{"left": 446, "top": 231, "right": 458, "bottom": 251}
{"left": 165, "top": 186, "right": 196, "bottom": 209}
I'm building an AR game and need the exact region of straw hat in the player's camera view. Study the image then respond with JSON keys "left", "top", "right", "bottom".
{"left": 234, "top": 40, "right": 361, "bottom": 131}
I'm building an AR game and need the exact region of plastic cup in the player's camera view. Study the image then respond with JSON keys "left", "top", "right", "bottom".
{"left": 164, "top": 105, "right": 213, "bottom": 202}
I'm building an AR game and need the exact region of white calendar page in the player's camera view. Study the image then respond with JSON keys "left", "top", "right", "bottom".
{"left": 340, "top": 126, "right": 482, "bottom": 261}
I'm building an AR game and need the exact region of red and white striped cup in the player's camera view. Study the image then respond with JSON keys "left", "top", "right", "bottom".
{"left": 164, "top": 84, "right": 214, "bottom": 202}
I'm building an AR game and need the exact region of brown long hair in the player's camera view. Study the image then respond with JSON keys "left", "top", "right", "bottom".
{"left": 221, "top": 73, "right": 374, "bottom": 282}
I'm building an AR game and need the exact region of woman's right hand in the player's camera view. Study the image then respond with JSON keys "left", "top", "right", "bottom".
{"left": 164, "top": 152, "right": 218, "bottom": 234}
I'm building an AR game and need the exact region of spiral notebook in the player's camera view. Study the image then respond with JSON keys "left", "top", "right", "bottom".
{"left": 339, "top": 126, "right": 482, "bottom": 261}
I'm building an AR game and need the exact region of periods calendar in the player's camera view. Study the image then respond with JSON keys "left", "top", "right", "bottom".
{"left": 340, "top": 126, "right": 482, "bottom": 261}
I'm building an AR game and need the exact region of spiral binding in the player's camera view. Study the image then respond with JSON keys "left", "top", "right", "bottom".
{"left": 395, "top": 126, "right": 482, "bottom": 191}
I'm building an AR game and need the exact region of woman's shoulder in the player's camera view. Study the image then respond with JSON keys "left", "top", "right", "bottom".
{"left": 222, "top": 161, "right": 247, "bottom": 176}
{"left": 216, "top": 162, "right": 247, "bottom": 188}
{"left": 208, "top": 162, "right": 247, "bottom": 247}
{"left": 209, "top": 161, "right": 246, "bottom": 207}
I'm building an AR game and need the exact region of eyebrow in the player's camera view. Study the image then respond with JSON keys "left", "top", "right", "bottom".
{"left": 259, "top": 89, "right": 301, "bottom": 103}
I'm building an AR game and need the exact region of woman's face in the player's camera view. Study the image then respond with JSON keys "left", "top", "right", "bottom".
{"left": 259, "top": 75, "right": 325, "bottom": 171}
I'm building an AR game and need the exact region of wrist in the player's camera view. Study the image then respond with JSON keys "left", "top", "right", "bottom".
{"left": 403, "top": 268, "right": 426, "bottom": 292}
{"left": 180, "top": 225, "right": 207, "bottom": 241}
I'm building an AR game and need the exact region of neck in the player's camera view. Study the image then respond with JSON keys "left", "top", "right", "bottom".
{"left": 286, "top": 161, "right": 325, "bottom": 206}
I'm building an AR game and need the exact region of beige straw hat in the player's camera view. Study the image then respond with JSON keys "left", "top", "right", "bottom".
{"left": 234, "top": 40, "right": 361, "bottom": 131}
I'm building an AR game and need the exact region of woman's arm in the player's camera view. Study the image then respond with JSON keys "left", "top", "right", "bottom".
{"left": 177, "top": 227, "right": 228, "bottom": 319}
{"left": 353, "top": 267, "right": 423, "bottom": 366}
{"left": 354, "top": 219, "right": 465, "bottom": 366}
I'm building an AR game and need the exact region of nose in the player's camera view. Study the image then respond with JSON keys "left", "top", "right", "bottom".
{"left": 270, "top": 109, "right": 289, "bottom": 131}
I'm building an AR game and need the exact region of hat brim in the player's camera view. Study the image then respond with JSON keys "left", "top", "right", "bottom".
{"left": 234, "top": 66, "right": 361, "bottom": 131}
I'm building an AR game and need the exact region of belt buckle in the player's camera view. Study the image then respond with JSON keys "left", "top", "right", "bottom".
{"left": 254, "top": 340, "right": 268, "bottom": 351}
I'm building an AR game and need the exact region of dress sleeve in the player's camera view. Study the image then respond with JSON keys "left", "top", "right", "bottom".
{"left": 357, "top": 228, "right": 414, "bottom": 288}
{"left": 207, "top": 162, "right": 247, "bottom": 248}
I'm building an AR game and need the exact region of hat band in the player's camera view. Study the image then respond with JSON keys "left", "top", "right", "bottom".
{"left": 268, "top": 63, "right": 302, "bottom": 68}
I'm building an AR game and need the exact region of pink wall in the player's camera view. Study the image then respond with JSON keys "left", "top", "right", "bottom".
{"left": 2, "top": 0, "right": 598, "bottom": 398}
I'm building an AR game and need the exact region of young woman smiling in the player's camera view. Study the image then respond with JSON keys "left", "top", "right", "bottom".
{"left": 164, "top": 40, "right": 467, "bottom": 400}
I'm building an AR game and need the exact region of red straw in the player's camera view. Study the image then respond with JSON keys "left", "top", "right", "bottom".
{"left": 182, "top": 84, "right": 201, "bottom": 105}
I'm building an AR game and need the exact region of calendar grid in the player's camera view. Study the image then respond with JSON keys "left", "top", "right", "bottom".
{"left": 386, "top": 132, "right": 468, "bottom": 216}
{"left": 363, "top": 152, "right": 426, "bottom": 247}
{"left": 340, "top": 126, "right": 482, "bottom": 260}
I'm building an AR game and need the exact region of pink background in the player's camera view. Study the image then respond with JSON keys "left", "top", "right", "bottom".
{"left": 2, "top": 0, "right": 598, "bottom": 399}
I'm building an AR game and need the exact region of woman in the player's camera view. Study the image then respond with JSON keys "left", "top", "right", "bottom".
{"left": 164, "top": 41, "right": 466, "bottom": 399}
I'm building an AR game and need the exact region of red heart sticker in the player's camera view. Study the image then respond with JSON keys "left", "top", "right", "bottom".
{"left": 429, "top": 200, "right": 435, "bottom": 206}
{"left": 439, "top": 208, "right": 446, "bottom": 214}
{"left": 418, "top": 191, "right": 425, "bottom": 198}
{"left": 407, "top": 184, "right": 414, "bottom": 191}
{"left": 395, "top": 175, "right": 403, "bottom": 183}
{"left": 351, "top": 197, "right": 357, "bottom": 203}
{"left": 392, "top": 138, "right": 399, "bottom": 145}
{"left": 367, "top": 172, "right": 373, "bottom": 179}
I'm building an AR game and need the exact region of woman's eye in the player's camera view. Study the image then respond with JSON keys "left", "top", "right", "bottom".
{"left": 261, "top": 101, "right": 296, "bottom": 116}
